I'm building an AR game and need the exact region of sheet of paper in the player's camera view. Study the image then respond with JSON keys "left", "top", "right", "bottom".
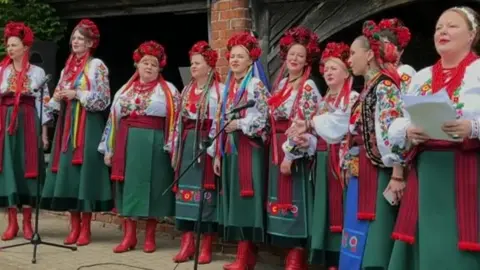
{"left": 402, "top": 89, "right": 461, "bottom": 142}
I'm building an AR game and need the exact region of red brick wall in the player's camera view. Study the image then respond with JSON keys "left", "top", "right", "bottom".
{"left": 210, "top": 0, "right": 252, "bottom": 80}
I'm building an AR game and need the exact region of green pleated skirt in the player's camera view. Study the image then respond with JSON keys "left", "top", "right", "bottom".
{"left": 309, "top": 150, "right": 341, "bottom": 266}
{"left": 41, "top": 101, "right": 113, "bottom": 212}
{"left": 175, "top": 129, "right": 217, "bottom": 233}
{"left": 388, "top": 151, "right": 480, "bottom": 270}
{"left": 115, "top": 126, "right": 174, "bottom": 218}
{"left": 0, "top": 105, "right": 43, "bottom": 207}
{"left": 219, "top": 133, "right": 267, "bottom": 243}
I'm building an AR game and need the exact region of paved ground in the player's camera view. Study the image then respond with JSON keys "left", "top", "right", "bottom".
{"left": 0, "top": 212, "right": 284, "bottom": 270}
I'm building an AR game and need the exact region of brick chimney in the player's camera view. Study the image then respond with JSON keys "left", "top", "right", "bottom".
{"left": 210, "top": 0, "right": 252, "bottom": 80}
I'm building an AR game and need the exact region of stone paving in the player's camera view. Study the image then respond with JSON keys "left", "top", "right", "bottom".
{"left": 0, "top": 212, "right": 285, "bottom": 270}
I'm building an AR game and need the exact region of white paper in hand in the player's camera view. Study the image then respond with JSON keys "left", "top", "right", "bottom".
{"left": 402, "top": 89, "right": 461, "bottom": 141}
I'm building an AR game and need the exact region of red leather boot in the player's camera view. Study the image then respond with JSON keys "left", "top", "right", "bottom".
{"left": 113, "top": 218, "right": 137, "bottom": 253}
{"left": 223, "top": 241, "right": 256, "bottom": 270}
{"left": 285, "top": 247, "right": 308, "bottom": 270}
{"left": 64, "top": 211, "right": 81, "bottom": 245}
{"left": 1, "top": 207, "right": 19, "bottom": 241}
{"left": 143, "top": 219, "right": 157, "bottom": 253}
{"left": 198, "top": 234, "right": 214, "bottom": 264}
{"left": 76, "top": 212, "right": 92, "bottom": 246}
{"left": 173, "top": 231, "right": 195, "bottom": 263}
{"left": 22, "top": 207, "right": 33, "bottom": 240}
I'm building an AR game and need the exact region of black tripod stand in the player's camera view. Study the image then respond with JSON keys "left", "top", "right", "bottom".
{"left": 0, "top": 75, "right": 77, "bottom": 263}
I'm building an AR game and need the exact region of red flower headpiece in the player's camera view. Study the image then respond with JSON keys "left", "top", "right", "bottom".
{"left": 3, "top": 21, "right": 34, "bottom": 47}
{"left": 378, "top": 18, "right": 411, "bottom": 49}
{"left": 226, "top": 32, "right": 262, "bottom": 61}
{"left": 74, "top": 19, "right": 100, "bottom": 49}
{"left": 189, "top": 41, "right": 218, "bottom": 68}
{"left": 279, "top": 26, "right": 320, "bottom": 63}
{"left": 320, "top": 42, "right": 350, "bottom": 73}
{"left": 133, "top": 41, "right": 167, "bottom": 68}
{"left": 362, "top": 20, "right": 399, "bottom": 65}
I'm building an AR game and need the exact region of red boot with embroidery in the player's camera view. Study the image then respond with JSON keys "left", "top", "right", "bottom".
{"left": 223, "top": 241, "right": 256, "bottom": 270}
{"left": 2, "top": 208, "right": 19, "bottom": 241}
{"left": 64, "top": 212, "right": 81, "bottom": 245}
{"left": 22, "top": 207, "right": 33, "bottom": 240}
{"left": 143, "top": 219, "right": 157, "bottom": 253}
{"left": 285, "top": 247, "right": 308, "bottom": 270}
{"left": 198, "top": 234, "right": 214, "bottom": 264}
{"left": 76, "top": 212, "right": 92, "bottom": 246}
{"left": 173, "top": 231, "right": 195, "bottom": 262}
{"left": 113, "top": 218, "right": 137, "bottom": 253}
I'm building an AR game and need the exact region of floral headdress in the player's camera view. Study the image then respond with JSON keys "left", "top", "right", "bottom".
{"left": 133, "top": 40, "right": 167, "bottom": 68}
{"left": 378, "top": 18, "right": 411, "bottom": 50}
{"left": 279, "top": 26, "right": 320, "bottom": 63}
{"left": 362, "top": 20, "right": 401, "bottom": 86}
{"left": 189, "top": 41, "right": 218, "bottom": 68}
{"left": 225, "top": 31, "right": 262, "bottom": 61}
{"left": 0, "top": 21, "right": 35, "bottom": 134}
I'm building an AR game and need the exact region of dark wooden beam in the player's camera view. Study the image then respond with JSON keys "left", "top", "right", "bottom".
{"left": 250, "top": 0, "right": 270, "bottom": 68}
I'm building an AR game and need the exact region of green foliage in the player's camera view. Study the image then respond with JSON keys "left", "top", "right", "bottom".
{"left": 0, "top": 0, "right": 66, "bottom": 56}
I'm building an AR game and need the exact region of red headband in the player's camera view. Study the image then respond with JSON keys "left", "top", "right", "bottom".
{"left": 378, "top": 18, "right": 411, "bottom": 49}
{"left": 279, "top": 26, "right": 320, "bottom": 64}
{"left": 74, "top": 19, "right": 100, "bottom": 49}
{"left": 320, "top": 42, "right": 350, "bottom": 73}
{"left": 189, "top": 41, "right": 218, "bottom": 68}
{"left": 3, "top": 21, "right": 34, "bottom": 47}
{"left": 226, "top": 32, "right": 262, "bottom": 61}
{"left": 133, "top": 41, "right": 167, "bottom": 68}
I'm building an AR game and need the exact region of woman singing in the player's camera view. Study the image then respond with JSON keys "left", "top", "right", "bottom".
{"left": 0, "top": 22, "right": 52, "bottom": 241}
{"left": 265, "top": 26, "right": 321, "bottom": 270}
{"left": 307, "top": 42, "right": 359, "bottom": 270}
{"left": 389, "top": 6, "right": 480, "bottom": 270}
{"left": 41, "top": 19, "right": 112, "bottom": 246}
{"left": 168, "top": 41, "right": 224, "bottom": 264}
{"left": 100, "top": 41, "right": 178, "bottom": 253}
{"left": 211, "top": 31, "right": 270, "bottom": 270}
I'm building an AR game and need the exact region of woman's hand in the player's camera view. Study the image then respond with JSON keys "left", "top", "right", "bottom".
{"left": 53, "top": 91, "right": 62, "bottom": 102}
{"left": 406, "top": 125, "right": 430, "bottom": 145}
{"left": 225, "top": 120, "right": 238, "bottom": 133}
{"left": 104, "top": 153, "right": 112, "bottom": 167}
{"left": 61, "top": 89, "right": 76, "bottom": 101}
{"left": 213, "top": 156, "right": 221, "bottom": 176}
{"left": 285, "top": 119, "right": 308, "bottom": 138}
{"left": 292, "top": 134, "right": 310, "bottom": 149}
{"left": 280, "top": 158, "right": 292, "bottom": 175}
{"left": 441, "top": 119, "right": 472, "bottom": 139}
{"left": 385, "top": 177, "right": 406, "bottom": 202}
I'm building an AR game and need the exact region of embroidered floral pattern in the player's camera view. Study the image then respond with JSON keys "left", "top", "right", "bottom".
{"left": 267, "top": 201, "right": 299, "bottom": 217}
{"left": 416, "top": 78, "right": 464, "bottom": 118}
{"left": 175, "top": 189, "right": 214, "bottom": 204}
{"left": 78, "top": 61, "right": 111, "bottom": 112}
{"left": 239, "top": 79, "right": 270, "bottom": 139}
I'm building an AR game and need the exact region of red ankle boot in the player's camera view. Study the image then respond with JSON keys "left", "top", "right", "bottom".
{"left": 143, "top": 219, "right": 157, "bottom": 253}
{"left": 173, "top": 231, "right": 195, "bottom": 263}
{"left": 285, "top": 247, "right": 308, "bottom": 270}
{"left": 76, "top": 212, "right": 92, "bottom": 246}
{"left": 64, "top": 212, "right": 81, "bottom": 245}
{"left": 223, "top": 241, "right": 256, "bottom": 270}
{"left": 113, "top": 218, "right": 137, "bottom": 253}
{"left": 2, "top": 208, "right": 19, "bottom": 241}
{"left": 198, "top": 234, "right": 214, "bottom": 264}
{"left": 22, "top": 207, "right": 33, "bottom": 240}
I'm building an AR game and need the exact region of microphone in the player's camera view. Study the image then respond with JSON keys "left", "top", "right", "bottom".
{"left": 33, "top": 74, "right": 52, "bottom": 92}
{"left": 227, "top": 100, "right": 256, "bottom": 114}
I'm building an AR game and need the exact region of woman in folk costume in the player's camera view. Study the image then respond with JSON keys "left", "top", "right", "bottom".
{"left": 306, "top": 42, "right": 359, "bottom": 270}
{"left": 99, "top": 40, "right": 178, "bottom": 253}
{"left": 388, "top": 6, "right": 480, "bottom": 270}
{"left": 377, "top": 18, "right": 416, "bottom": 93}
{"left": 41, "top": 19, "right": 112, "bottom": 246}
{"left": 0, "top": 22, "right": 52, "bottom": 241}
{"left": 264, "top": 26, "right": 321, "bottom": 270}
{"left": 210, "top": 31, "right": 270, "bottom": 270}
{"left": 168, "top": 41, "right": 224, "bottom": 264}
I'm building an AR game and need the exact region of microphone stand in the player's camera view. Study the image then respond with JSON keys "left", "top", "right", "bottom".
{"left": 163, "top": 115, "right": 237, "bottom": 270}
{"left": 0, "top": 78, "right": 77, "bottom": 263}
